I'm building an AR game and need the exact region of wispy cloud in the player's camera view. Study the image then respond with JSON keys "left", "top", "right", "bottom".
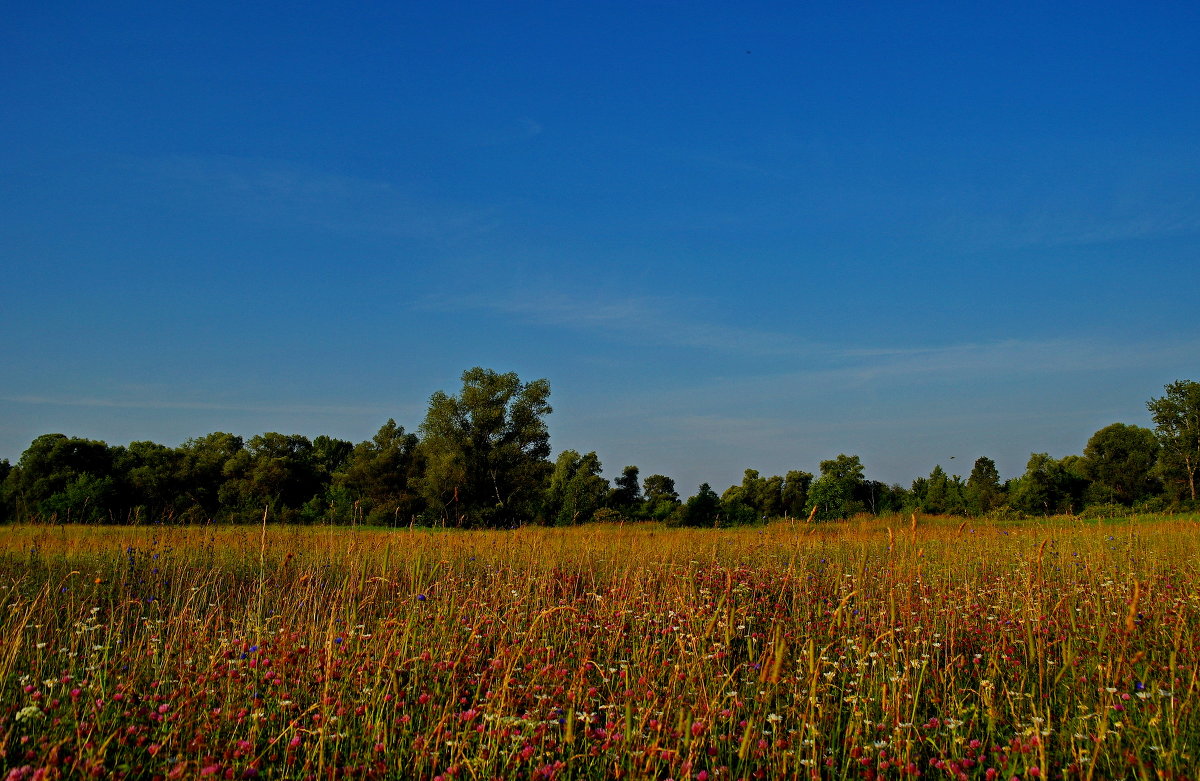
{"left": 470, "top": 116, "right": 544, "bottom": 147}
{"left": 135, "top": 155, "right": 501, "bottom": 243}
{"left": 0, "top": 395, "right": 391, "bottom": 417}
{"left": 428, "top": 286, "right": 1200, "bottom": 383}
{"left": 423, "top": 289, "right": 817, "bottom": 357}
{"left": 936, "top": 196, "right": 1200, "bottom": 250}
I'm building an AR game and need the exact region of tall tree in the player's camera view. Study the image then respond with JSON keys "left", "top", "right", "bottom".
{"left": 1147, "top": 380, "right": 1200, "bottom": 501}
{"left": 781, "top": 470, "right": 813, "bottom": 518}
{"left": 336, "top": 420, "right": 421, "bottom": 524}
{"left": 806, "top": 454, "right": 866, "bottom": 521}
{"left": 219, "top": 433, "right": 320, "bottom": 520}
{"left": 545, "top": 450, "right": 609, "bottom": 525}
{"left": 417, "top": 368, "right": 552, "bottom": 527}
{"left": 608, "top": 465, "right": 642, "bottom": 514}
{"left": 1082, "top": 423, "right": 1160, "bottom": 505}
{"left": 113, "top": 440, "right": 184, "bottom": 521}
{"left": 732, "top": 469, "right": 785, "bottom": 520}
{"left": 676, "top": 483, "right": 720, "bottom": 527}
{"left": 6, "top": 434, "right": 117, "bottom": 522}
{"left": 642, "top": 474, "right": 680, "bottom": 521}
{"left": 312, "top": 435, "right": 354, "bottom": 480}
{"left": 1010, "top": 453, "right": 1088, "bottom": 516}
{"left": 964, "top": 456, "right": 1003, "bottom": 514}
{"left": 913, "top": 465, "right": 954, "bottom": 515}
{"left": 0, "top": 459, "right": 12, "bottom": 522}
{"left": 176, "top": 432, "right": 244, "bottom": 521}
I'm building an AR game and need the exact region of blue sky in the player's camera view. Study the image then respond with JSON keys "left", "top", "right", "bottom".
{"left": 3, "top": 1, "right": 1198, "bottom": 493}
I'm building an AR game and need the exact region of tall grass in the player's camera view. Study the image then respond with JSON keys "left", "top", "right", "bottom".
{"left": 2, "top": 515, "right": 1198, "bottom": 779}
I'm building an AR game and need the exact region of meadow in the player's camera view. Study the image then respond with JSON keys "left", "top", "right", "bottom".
{"left": 1, "top": 516, "right": 1198, "bottom": 780}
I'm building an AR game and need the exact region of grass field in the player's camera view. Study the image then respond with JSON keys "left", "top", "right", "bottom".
{"left": 2, "top": 515, "right": 1198, "bottom": 780}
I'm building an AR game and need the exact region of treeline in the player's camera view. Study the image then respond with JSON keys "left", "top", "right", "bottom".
{"left": 1, "top": 370, "right": 1198, "bottom": 526}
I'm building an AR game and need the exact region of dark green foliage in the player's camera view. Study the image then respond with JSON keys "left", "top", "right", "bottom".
{"left": 176, "top": 432, "right": 245, "bottom": 520}
{"left": 806, "top": 454, "right": 866, "bottom": 521}
{"left": 0, "top": 459, "right": 11, "bottom": 521}
{"left": 608, "top": 465, "right": 642, "bottom": 513}
{"left": 727, "top": 469, "right": 783, "bottom": 520}
{"left": 335, "top": 420, "right": 422, "bottom": 525}
{"left": 964, "top": 457, "right": 1004, "bottom": 515}
{"left": 865, "top": 481, "right": 908, "bottom": 514}
{"left": 642, "top": 474, "right": 680, "bottom": 521}
{"left": 781, "top": 470, "right": 812, "bottom": 518}
{"left": 220, "top": 433, "right": 321, "bottom": 522}
{"left": 1010, "top": 453, "right": 1089, "bottom": 516}
{"left": 910, "top": 465, "right": 966, "bottom": 515}
{"left": 545, "top": 450, "right": 609, "bottom": 525}
{"left": 6, "top": 434, "right": 117, "bottom": 521}
{"left": 1082, "top": 423, "right": 1160, "bottom": 505}
{"left": 672, "top": 483, "right": 720, "bottom": 527}
{"left": 718, "top": 494, "right": 758, "bottom": 526}
{"left": 312, "top": 435, "right": 354, "bottom": 479}
{"left": 113, "top": 440, "right": 186, "bottom": 521}
{"left": 3, "top": 375, "right": 1197, "bottom": 525}
{"left": 417, "top": 368, "right": 552, "bottom": 527}
{"left": 1147, "top": 380, "right": 1200, "bottom": 501}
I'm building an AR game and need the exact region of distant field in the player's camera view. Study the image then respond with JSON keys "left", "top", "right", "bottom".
{"left": 2, "top": 516, "right": 1198, "bottom": 779}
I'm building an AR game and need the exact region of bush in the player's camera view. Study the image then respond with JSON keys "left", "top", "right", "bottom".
{"left": 984, "top": 505, "right": 1025, "bottom": 521}
{"left": 1079, "top": 502, "right": 1129, "bottom": 520}
{"left": 591, "top": 508, "right": 625, "bottom": 524}
{"left": 718, "top": 498, "right": 758, "bottom": 527}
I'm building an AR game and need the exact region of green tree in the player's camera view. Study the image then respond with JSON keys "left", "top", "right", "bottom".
{"left": 781, "top": 470, "right": 813, "bottom": 518}
{"left": 673, "top": 483, "right": 720, "bottom": 527}
{"left": 1082, "top": 423, "right": 1160, "bottom": 505}
{"left": 1010, "top": 453, "right": 1088, "bottom": 516}
{"left": 912, "top": 465, "right": 966, "bottom": 515}
{"left": 718, "top": 492, "right": 758, "bottom": 526}
{"left": 872, "top": 482, "right": 910, "bottom": 514}
{"left": 642, "top": 474, "right": 680, "bottom": 521}
{"left": 6, "top": 434, "right": 117, "bottom": 522}
{"left": 336, "top": 420, "right": 421, "bottom": 525}
{"left": 417, "top": 368, "right": 552, "bottom": 527}
{"left": 608, "top": 465, "right": 642, "bottom": 515}
{"left": 220, "top": 433, "right": 320, "bottom": 521}
{"left": 722, "top": 469, "right": 785, "bottom": 522}
{"left": 176, "top": 432, "right": 244, "bottom": 521}
{"left": 806, "top": 454, "right": 866, "bottom": 521}
{"left": 113, "top": 440, "right": 185, "bottom": 522}
{"left": 1147, "top": 380, "right": 1200, "bottom": 501}
{"left": 964, "top": 456, "right": 1003, "bottom": 514}
{"left": 545, "top": 450, "right": 609, "bottom": 525}
{"left": 38, "top": 474, "right": 118, "bottom": 523}
{"left": 312, "top": 435, "right": 354, "bottom": 480}
{"left": 0, "top": 459, "right": 12, "bottom": 522}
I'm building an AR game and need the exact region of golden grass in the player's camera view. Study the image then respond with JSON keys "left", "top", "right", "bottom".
{"left": 1, "top": 515, "right": 1198, "bottom": 779}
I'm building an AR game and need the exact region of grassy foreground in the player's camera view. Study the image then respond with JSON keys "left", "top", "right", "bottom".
{"left": 1, "top": 516, "right": 1198, "bottom": 780}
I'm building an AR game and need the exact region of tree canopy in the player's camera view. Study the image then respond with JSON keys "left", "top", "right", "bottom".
{"left": 417, "top": 367, "right": 553, "bottom": 527}
{"left": 2, "top": 374, "right": 1197, "bottom": 525}
{"left": 1147, "top": 380, "right": 1200, "bottom": 501}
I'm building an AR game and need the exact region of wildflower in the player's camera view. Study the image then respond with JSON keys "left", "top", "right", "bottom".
{"left": 15, "top": 705, "right": 43, "bottom": 722}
